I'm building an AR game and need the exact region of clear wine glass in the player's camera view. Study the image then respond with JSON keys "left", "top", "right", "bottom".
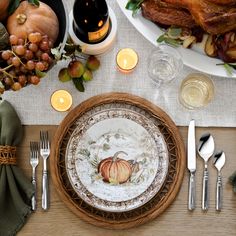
{"left": 147, "top": 44, "right": 183, "bottom": 88}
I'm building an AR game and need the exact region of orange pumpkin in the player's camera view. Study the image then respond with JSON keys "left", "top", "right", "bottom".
{"left": 6, "top": 1, "right": 59, "bottom": 44}
{"left": 98, "top": 151, "right": 132, "bottom": 184}
{"left": 0, "top": 0, "right": 10, "bottom": 21}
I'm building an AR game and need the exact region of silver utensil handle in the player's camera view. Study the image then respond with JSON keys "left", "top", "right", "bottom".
{"left": 202, "top": 168, "right": 209, "bottom": 210}
{"left": 188, "top": 172, "right": 196, "bottom": 210}
{"left": 42, "top": 170, "right": 49, "bottom": 210}
{"left": 216, "top": 175, "right": 222, "bottom": 211}
{"left": 31, "top": 178, "right": 36, "bottom": 211}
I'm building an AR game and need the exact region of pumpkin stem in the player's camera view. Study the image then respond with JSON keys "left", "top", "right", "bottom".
{"left": 112, "top": 151, "right": 128, "bottom": 162}
{"left": 16, "top": 14, "right": 27, "bottom": 25}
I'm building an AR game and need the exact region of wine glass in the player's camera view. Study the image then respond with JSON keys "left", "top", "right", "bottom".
{"left": 147, "top": 44, "right": 183, "bottom": 88}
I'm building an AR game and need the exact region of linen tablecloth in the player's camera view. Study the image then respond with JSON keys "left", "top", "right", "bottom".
{"left": 2, "top": 0, "right": 236, "bottom": 127}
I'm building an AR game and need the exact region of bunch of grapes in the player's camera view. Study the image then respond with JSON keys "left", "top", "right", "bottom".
{"left": 0, "top": 32, "right": 54, "bottom": 92}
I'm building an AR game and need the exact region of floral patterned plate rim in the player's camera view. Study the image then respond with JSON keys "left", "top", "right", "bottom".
{"left": 65, "top": 102, "right": 169, "bottom": 212}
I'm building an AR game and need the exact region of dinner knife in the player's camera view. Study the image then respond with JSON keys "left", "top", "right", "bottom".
{"left": 188, "top": 120, "right": 196, "bottom": 210}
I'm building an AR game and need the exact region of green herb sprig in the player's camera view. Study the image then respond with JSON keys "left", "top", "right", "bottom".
{"left": 156, "top": 27, "right": 183, "bottom": 47}
{"left": 125, "top": 0, "right": 144, "bottom": 16}
{"left": 216, "top": 63, "right": 236, "bottom": 76}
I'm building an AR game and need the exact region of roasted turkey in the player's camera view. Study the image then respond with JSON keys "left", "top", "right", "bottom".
{"left": 141, "top": 0, "right": 236, "bottom": 35}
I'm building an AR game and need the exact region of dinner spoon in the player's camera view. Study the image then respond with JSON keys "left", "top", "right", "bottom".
{"left": 198, "top": 133, "right": 215, "bottom": 211}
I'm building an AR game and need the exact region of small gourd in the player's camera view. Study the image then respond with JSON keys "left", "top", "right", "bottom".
{"left": 7, "top": 1, "right": 59, "bottom": 44}
{"left": 98, "top": 151, "right": 132, "bottom": 184}
{"left": 0, "top": 23, "right": 9, "bottom": 50}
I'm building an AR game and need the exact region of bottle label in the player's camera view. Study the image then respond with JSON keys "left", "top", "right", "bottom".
{"left": 88, "top": 19, "right": 109, "bottom": 43}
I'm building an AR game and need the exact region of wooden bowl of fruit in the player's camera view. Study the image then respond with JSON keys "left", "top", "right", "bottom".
{"left": 0, "top": 0, "right": 68, "bottom": 92}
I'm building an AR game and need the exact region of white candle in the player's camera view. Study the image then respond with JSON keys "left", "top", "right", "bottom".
{"left": 116, "top": 48, "right": 138, "bottom": 73}
{"left": 50, "top": 90, "right": 73, "bottom": 112}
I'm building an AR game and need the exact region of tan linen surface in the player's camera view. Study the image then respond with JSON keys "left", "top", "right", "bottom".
{"left": 18, "top": 126, "right": 236, "bottom": 236}
{"left": 2, "top": 0, "right": 236, "bottom": 127}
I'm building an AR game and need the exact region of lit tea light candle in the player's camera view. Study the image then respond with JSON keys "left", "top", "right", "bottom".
{"left": 116, "top": 48, "right": 138, "bottom": 73}
{"left": 50, "top": 90, "right": 73, "bottom": 112}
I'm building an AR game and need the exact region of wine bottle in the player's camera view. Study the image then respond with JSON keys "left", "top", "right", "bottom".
{"left": 73, "top": 0, "right": 110, "bottom": 44}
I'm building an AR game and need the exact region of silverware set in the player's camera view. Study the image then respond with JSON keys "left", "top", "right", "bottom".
{"left": 187, "top": 120, "right": 226, "bottom": 211}
{"left": 29, "top": 131, "right": 50, "bottom": 211}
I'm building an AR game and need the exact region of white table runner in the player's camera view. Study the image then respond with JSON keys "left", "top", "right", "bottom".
{"left": 2, "top": 0, "right": 236, "bottom": 127}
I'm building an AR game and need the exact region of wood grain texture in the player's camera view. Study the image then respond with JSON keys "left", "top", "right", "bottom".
{"left": 17, "top": 125, "right": 236, "bottom": 236}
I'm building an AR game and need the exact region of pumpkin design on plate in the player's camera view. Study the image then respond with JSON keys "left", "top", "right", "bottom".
{"left": 98, "top": 151, "right": 132, "bottom": 184}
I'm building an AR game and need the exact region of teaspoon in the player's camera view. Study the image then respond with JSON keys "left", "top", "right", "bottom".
{"left": 198, "top": 133, "right": 215, "bottom": 211}
{"left": 213, "top": 151, "right": 226, "bottom": 211}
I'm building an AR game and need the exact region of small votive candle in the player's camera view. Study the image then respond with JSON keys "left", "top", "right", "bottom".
{"left": 50, "top": 90, "right": 73, "bottom": 112}
{"left": 116, "top": 48, "right": 138, "bottom": 73}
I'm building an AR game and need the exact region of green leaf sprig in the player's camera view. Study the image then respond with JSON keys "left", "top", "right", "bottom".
{"left": 8, "top": 0, "right": 40, "bottom": 15}
{"left": 125, "top": 0, "right": 144, "bottom": 16}
{"left": 216, "top": 63, "right": 236, "bottom": 76}
{"left": 157, "top": 27, "right": 183, "bottom": 47}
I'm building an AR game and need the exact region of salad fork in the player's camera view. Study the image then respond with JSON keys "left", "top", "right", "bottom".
{"left": 30, "top": 141, "right": 39, "bottom": 211}
{"left": 40, "top": 131, "right": 50, "bottom": 210}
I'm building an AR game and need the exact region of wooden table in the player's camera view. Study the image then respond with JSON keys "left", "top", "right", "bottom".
{"left": 18, "top": 126, "right": 236, "bottom": 236}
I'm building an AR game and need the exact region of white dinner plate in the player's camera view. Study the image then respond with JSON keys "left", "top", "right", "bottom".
{"left": 116, "top": 0, "right": 234, "bottom": 78}
{"left": 65, "top": 102, "right": 169, "bottom": 212}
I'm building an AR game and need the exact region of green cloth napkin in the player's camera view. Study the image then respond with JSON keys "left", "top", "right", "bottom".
{"left": 0, "top": 100, "right": 34, "bottom": 236}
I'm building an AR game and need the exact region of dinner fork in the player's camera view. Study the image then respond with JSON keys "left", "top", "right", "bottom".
{"left": 30, "top": 141, "right": 39, "bottom": 211}
{"left": 40, "top": 131, "right": 50, "bottom": 210}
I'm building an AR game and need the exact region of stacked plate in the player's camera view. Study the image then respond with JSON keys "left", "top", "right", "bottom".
{"left": 51, "top": 93, "right": 185, "bottom": 229}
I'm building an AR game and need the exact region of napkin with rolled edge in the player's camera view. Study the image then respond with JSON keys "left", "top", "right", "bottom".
{"left": 0, "top": 99, "right": 34, "bottom": 236}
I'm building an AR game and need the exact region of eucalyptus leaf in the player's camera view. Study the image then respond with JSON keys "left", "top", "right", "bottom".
{"left": 167, "top": 27, "right": 182, "bottom": 39}
{"left": 157, "top": 34, "right": 166, "bottom": 43}
{"left": 126, "top": 1, "right": 138, "bottom": 10}
{"left": 125, "top": 0, "right": 144, "bottom": 16}
{"left": 163, "top": 38, "right": 182, "bottom": 47}
{"left": 157, "top": 33, "right": 182, "bottom": 47}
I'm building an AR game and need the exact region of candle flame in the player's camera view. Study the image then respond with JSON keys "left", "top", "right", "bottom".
{"left": 59, "top": 98, "right": 65, "bottom": 104}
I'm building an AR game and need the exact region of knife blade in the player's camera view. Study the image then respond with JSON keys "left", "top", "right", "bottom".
{"left": 188, "top": 119, "right": 196, "bottom": 210}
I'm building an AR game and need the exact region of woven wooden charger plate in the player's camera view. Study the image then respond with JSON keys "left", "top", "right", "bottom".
{"left": 51, "top": 92, "right": 186, "bottom": 229}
